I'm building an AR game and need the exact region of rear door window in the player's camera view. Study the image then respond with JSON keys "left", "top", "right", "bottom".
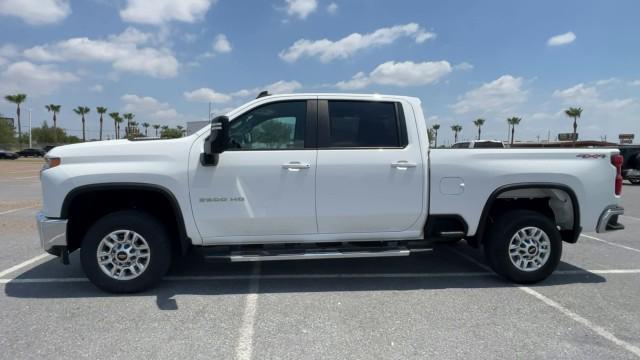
{"left": 327, "top": 101, "right": 402, "bottom": 148}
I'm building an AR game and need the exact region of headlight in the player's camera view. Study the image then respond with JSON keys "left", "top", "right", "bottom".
{"left": 42, "top": 156, "right": 61, "bottom": 171}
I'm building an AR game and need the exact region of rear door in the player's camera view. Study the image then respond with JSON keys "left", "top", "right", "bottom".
{"left": 315, "top": 98, "right": 424, "bottom": 233}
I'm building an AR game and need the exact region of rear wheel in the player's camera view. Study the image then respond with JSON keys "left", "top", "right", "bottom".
{"left": 484, "top": 210, "right": 562, "bottom": 283}
{"left": 81, "top": 210, "right": 172, "bottom": 293}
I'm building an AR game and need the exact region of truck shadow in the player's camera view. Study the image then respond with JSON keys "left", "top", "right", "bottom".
{"left": 4, "top": 243, "right": 605, "bottom": 310}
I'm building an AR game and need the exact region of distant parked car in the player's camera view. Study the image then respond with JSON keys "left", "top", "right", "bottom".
{"left": 17, "top": 148, "right": 46, "bottom": 157}
{"left": 620, "top": 145, "right": 640, "bottom": 184}
{"left": 42, "top": 145, "right": 57, "bottom": 153}
{"left": 0, "top": 149, "right": 19, "bottom": 160}
{"left": 452, "top": 140, "right": 505, "bottom": 149}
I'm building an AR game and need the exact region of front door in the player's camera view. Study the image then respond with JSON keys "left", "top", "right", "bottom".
{"left": 190, "top": 99, "right": 318, "bottom": 241}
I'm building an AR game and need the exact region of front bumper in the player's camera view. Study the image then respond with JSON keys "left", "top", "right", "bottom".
{"left": 36, "top": 211, "right": 68, "bottom": 256}
{"left": 596, "top": 205, "right": 625, "bottom": 233}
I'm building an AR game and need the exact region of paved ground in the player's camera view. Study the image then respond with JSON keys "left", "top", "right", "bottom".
{"left": 1, "top": 158, "right": 639, "bottom": 359}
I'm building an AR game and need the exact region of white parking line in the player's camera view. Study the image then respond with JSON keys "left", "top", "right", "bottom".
{"left": 448, "top": 247, "right": 640, "bottom": 358}
{"left": 0, "top": 205, "right": 38, "bottom": 216}
{"left": 581, "top": 234, "right": 640, "bottom": 254}
{"left": 519, "top": 286, "right": 640, "bottom": 358}
{"left": 235, "top": 262, "right": 261, "bottom": 360}
{"left": 0, "top": 253, "right": 50, "bottom": 278}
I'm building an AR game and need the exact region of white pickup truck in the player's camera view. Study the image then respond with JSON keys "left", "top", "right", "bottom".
{"left": 37, "top": 93, "right": 625, "bottom": 293}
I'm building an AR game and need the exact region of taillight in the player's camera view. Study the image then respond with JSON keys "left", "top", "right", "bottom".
{"left": 611, "top": 154, "right": 623, "bottom": 196}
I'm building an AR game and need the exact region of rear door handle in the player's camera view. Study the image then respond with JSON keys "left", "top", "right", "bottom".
{"left": 282, "top": 162, "right": 311, "bottom": 171}
{"left": 391, "top": 161, "right": 417, "bottom": 169}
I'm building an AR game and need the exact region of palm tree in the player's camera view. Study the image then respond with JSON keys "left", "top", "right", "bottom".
{"left": 96, "top": 106, "right": 107, "bottom": 140}
{"left": 73, "top": 106, "right": 91, "bottom": 142}
{"left": 473, "top": 118, "right": 485, "bottom": 140}
{"left": 564, "top": 107, "right": 582, "bottom": 146}
{"left": 115, "top": 116, "right": 124, "bottom": 139}
{"left": 142, "top": 122, "right": 150, "bottom": 136}
{"left": 45, "top": 104, "right": 61, "bottom": 144}
{"left": 123, "top": 113, "right": 134, "bottom": 137}
{"left": 4, "top": 93, "right": 27, "bottom": 149}
{"left": 152, "top": 124, "right": 160, "bottom": 137}
{"left": 506, "top": 117, "right": 522, "bottom": 145}
{"left": 451, "top": 124, "right": 462, "bottom": 144}
{"left": 432, "top": 124, "right": 440, "bottom": 147}
{"left": 109, "top": 112, "right": 120, "bottom": 139}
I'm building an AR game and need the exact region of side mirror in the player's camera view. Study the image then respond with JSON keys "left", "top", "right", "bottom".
{"left": 201, "top": 115, "right": 229, "bottom": 166}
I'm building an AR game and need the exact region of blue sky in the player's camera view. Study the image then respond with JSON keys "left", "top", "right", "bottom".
{"left": 0, "top": 0, "right": 638, "bottom": 144}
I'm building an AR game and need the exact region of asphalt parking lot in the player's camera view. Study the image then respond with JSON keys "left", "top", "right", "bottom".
{"left": 1, "top": 158, "right": 639, "bottom": 359}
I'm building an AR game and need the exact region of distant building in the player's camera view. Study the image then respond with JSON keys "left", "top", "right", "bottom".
{"left": 0, "top": 117, "right": 14, "bottom": 128}
{"left": 187, "top": 121, "right": 209, "bottom": 135}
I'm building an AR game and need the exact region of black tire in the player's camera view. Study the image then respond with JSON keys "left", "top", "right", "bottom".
{"left": 484, "top": 210, "right": 562, "bottom": 284}
{"left": 81, "top": 210, "right": 172, "bottom": 293}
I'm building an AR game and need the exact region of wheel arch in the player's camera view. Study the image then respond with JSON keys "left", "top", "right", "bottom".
{"left": 61, "top": 183, "right": 191, "bottom": 255}
{"left": 471, "top": 183, "right": 581, "bottom": 247}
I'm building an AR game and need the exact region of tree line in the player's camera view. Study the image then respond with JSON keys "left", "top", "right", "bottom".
{"left": 429, "top": 107, "right": 583, "bottom": 147}
{"left": 3, "top": 93, "right": 188, "bottom": 149}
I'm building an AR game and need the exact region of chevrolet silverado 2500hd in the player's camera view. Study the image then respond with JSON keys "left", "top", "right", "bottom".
{"left": 37, "top": 93, "right": 625, "bottom": 293}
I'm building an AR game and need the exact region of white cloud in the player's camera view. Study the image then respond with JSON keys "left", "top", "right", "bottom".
{"left": 120, "top": 0, "right": 215, "bottom": 25}
{"left": 629, "top": 80, "right": 640, "bottom": 86}
{"left": 89, "top": 84, "right": 103, "bottom": 92}
{"left": 285, "top": 0, "right": 317, "bottom": 19}
{"left": 547, "top": 31, "right": 576, "bottom": 46}
{"left": 0, "top": 0, "right": 70, "bottom": 25}
{"left": 23, "top": 28, "right": 179, "bottom": 78}
{"left": 595, "top": 78, "right": 619, "bottom": 86}
{"left": 121, "top": 94, "right": 182, "bottom": 123}
{"left": 184, "top": 88, "right": 232, "bottom": 103}
{"left": 213, "top": 34, "right": 232, "bottom": 53}
{"left": 0, "top": 44, "right": 18, "bottom": 58}
{"left": 452, "top": 75, "right": 528, "bottom": 115}
{"left": 0, "top": 61, "right": 78, "bottom": 96}
{"left": 327, "top": 2, "right": 338, "bottom": 14}
{"left": 336, "top": 60, "right": 452, "bottom": 90}
{"left": 280, "top": 23, "right": 436, "bottom": 63}
{"left": 553, "top": 83, "right": 635, "bottom": 110}
{"left": 453, "top": 62, "right": 474, "bottom": 71}
{"left": 264, "top": 80, "right": 302, "bottom": 94}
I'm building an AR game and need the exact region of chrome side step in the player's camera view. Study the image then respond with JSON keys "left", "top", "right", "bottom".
{"left": 205, "top": 246, "right": 431, "bottom": 262}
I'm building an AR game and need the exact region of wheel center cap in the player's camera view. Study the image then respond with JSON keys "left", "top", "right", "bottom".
{"left": 527, "top": 246, "right": 537, "bottom": 255}
{"left": 116, "top": 252, "right": 128, "bottom": 261}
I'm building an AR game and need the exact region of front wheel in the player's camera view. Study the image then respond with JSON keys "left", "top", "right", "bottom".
{"left": 484, "top": 210, "right": 562, "bottom": 283}
{"left": 81, "top": 210, "right": 172, "bottom": 293}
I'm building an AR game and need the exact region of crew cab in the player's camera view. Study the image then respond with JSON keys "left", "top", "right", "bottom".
{"left": 37, "top": 93, "right": 625, "bottom": 293}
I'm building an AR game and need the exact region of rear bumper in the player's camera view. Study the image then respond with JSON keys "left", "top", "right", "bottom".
{"left": 596, "top": 205, "right": 625, "bottom": 233}
{"left": 36, "top": 211, "right": 68, "bottom": 256}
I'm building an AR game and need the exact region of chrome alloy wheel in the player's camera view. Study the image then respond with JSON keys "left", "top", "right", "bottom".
{"left": 96, "top": 230, "right": 151, "bottom": 280}
{"left": 508, "top": 226, "right": 551, "bottom": 272}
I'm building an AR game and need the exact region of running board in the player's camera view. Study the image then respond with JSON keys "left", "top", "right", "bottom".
{"left": 205, "top": 247, "right": 431, "bottom": 262}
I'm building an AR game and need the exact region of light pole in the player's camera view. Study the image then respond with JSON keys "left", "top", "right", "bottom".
{"left": 28, "top": 108, "right": 32, "bottom": 148}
